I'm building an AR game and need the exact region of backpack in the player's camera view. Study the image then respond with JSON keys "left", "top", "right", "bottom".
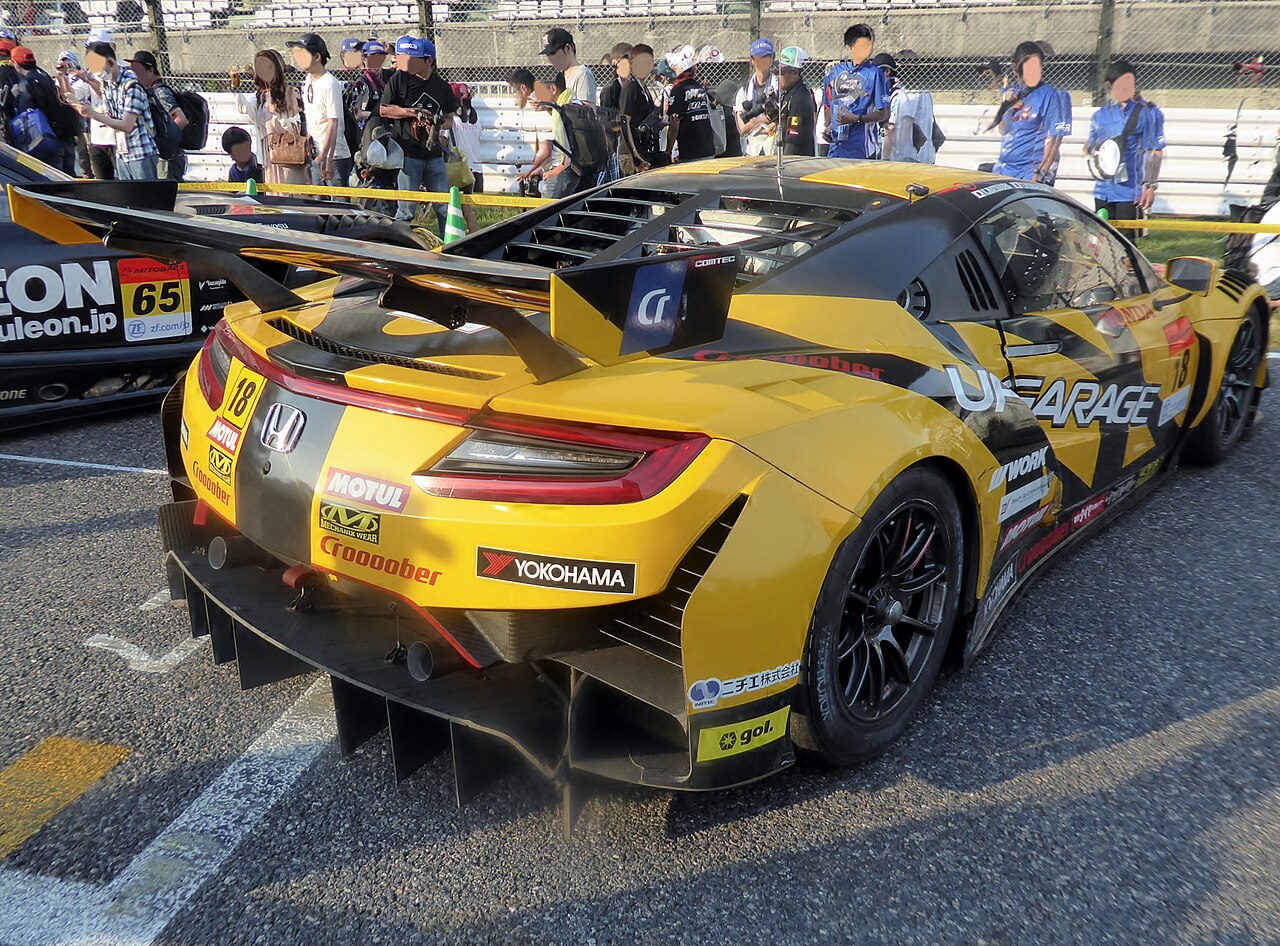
{"left": 144, "top": 84, "right": 183, "bottom": 159}
{"left": 548, "top": 100, "right": 616, "bottom": 175}
{"left": 172, "top": 86, "right": 209, "bottom": 150}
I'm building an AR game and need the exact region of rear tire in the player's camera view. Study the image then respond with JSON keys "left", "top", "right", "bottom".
{"left": 1185, "top": 309, "right": 1263, "bottom": 466}
{"left": 791, "top": 466, "right": 963, "bottom": 766}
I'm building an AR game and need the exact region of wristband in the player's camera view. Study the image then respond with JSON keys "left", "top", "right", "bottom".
{"left": 1143, "top": 182, "right": 1158, "bottom": 189}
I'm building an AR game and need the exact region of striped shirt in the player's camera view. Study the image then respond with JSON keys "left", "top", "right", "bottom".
{"left": 104, "top": 65, "right": 157, "bottom": 160}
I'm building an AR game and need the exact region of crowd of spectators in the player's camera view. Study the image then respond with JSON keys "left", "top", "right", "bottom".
{"left": 0, "top": 19, "right": 1185, "bottom": 228}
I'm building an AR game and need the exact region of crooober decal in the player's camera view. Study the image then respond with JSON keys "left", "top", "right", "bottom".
{"left": 476, "top": 547, "right": 637, "bottom": 595}
{"left": 319, "top": 536, "right": 440, "bottom": 585}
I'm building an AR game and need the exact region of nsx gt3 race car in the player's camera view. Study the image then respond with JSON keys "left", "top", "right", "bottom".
{"left": 11, "top": 159, "right": 1268, "bottom": 825}
{"left": 0, "top": 144, "right": 426, "bottom": 430}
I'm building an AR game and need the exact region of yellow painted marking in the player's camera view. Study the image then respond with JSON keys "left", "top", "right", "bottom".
{"left": 0, "top": 737, "right": 130, "bottom": 860}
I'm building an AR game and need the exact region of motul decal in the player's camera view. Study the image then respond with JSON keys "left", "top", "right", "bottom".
{"left": 207, "top": 417, "right": 242, "bottom": 454}
{"left": 476, "top": 547, "right": 636, "bottom": 595}
{"left": 323, "top": 467, "right": 408, "bottom": 512}
{"left": 998, "top": 505, "right": 1049, "bottom": 552}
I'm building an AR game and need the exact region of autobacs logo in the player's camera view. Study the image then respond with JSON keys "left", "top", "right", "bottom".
{"left": 323, "top": 468, "right": 409, "bottom": 512}
{"left": 318, "top": 502, "right": 380, "bottom": 544}
{"left": 476, "top": 547, "right": 636, "bottom": 595}
{"left": 989, "top": 446, "right": 1049, "bottom": 491}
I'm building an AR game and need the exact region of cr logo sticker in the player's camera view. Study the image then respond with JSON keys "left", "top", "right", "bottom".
{"left": 637, "top": 288, "right": 671, "bottom": 326}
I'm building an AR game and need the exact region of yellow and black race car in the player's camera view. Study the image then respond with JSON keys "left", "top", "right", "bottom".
{"left": 11, "top": 159, "right": 1268, "bottom": 822}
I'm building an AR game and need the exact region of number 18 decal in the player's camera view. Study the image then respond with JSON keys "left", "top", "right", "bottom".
{"left": 117, "top": 258, "right": 192, "bottom": 343}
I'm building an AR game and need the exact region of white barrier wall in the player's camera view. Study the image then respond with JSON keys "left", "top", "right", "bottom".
{"left": 190, "top": 88, "right": 1277, "bottom": 216}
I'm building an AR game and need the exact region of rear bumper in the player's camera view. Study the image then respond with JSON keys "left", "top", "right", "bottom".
{"left": 159, "top": 499, "right": 797, "bottom": 807}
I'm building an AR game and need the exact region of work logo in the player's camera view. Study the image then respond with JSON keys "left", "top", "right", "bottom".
{"left": 323, "top": 468, "right": 409, "bottom": 512}
{"left": 476, "top": 547, "right": 636, "bottom": 595}
{"left": 687, "top": 660, "right": 802, "bottom": 710}
{"left": 207, "top": 417, "right": 242, "bottom": 454}
{"left": 621, "top": 258, "right": 685, "bottom": 355}
{"left": 989, "top": 446, "right": 1049, "bottom": 491}
{"left": 318, "top": 502, "right": 380, "bottom": 544}
{"left": 695, "top": 706, "right": 790, "bottom": 762}
{"left": 207, "top": 445, "right": 233, "bottom": 484}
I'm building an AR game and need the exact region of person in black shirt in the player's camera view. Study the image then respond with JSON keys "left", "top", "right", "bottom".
{"left": 379, "top": 35, "right": 456, "bottom": 230}
{"left": 664, "top": 45, "right": 714, "bottom": 163}
{"left": 615, "top": 43, "right": 661, "bottom": 168}
{"left": 599, "top": 41, "right": 632, "bottom": 110}
{"left": 777, "top": 46, "right": 816, "bottom": 157}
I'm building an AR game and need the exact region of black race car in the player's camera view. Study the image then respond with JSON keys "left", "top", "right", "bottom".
{"left": 0, "top": 143, "right": 425, "bottom": 430}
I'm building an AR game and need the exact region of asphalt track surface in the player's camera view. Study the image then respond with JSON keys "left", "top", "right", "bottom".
{"left": 0, "top": 409, "right": 1277, "bottom": 946}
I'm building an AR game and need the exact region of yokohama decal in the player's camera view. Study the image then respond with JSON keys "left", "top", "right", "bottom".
{"left": 476, "top": 547, "right": 636, "bottom": 595}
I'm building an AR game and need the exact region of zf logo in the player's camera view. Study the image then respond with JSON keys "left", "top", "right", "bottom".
{"left": 318, "top": 502, "right": 380, "bottom": 544}
{"left": 207, "top": 445, "right": 233, "bottom": 484}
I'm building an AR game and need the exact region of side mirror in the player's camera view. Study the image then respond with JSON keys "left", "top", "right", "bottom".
{"left": 1165, "top": 256, "right": 1216, "bottom": 296}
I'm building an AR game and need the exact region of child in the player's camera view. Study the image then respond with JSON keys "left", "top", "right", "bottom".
{"left": 222, "top": 126, "right": 264, "bottom": 185}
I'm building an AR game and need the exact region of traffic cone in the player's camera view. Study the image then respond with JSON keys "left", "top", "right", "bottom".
{"left": 243, "top": 177, "right": 257, "bottom": 197}
{"left": 443, "top": 186, "right": 467, "bottom": 244}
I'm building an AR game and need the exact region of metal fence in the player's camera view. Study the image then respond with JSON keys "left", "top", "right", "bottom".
{"left": 6, "top": 0, "right": 1280, "bottom": 110}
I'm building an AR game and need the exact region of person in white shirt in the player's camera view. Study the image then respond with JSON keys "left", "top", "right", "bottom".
{"left": 734, "top": 38, "right": 779, "bottom": 156}
{"left": 287, "top": 32, "right": 351, "bottom": 187}
{"left": 447, "top": 81, "right": 484, "bottom": 232}
{"left": 1252, "top": 202, "right": 1280, "bottom": 307}
{"left": 509, "top": 67, "right": 554, "bottom": 194}
{"left": 540, "top": 28, "right": 597, "bottom": 105}
{"left": 875, "top": 53, "right": 939, "bottom": 164}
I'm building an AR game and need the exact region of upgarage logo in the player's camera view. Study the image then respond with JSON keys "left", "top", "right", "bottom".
{"left": 476, "top": 547, "right": 636, "bottom": 595}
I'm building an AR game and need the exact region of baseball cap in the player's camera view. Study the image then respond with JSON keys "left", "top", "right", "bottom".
{"left": 58, "top": 49, "right": 80, "bottom": 67}
{"left": 749, "top": 38, "right": 774, "bottom": 58}
{"left": 539, "top": 27, "right": 573, "bottom": 56}
{"left": 697, "top": 45, "right": 724, "bottom": 64}
{"left": 871, "top": 52, "right": 896, "bottom": 72}
{"left": 666, "top": 44, "right": 696, "bottom": 74}
{"left": 286, "top": 33, "right": 330, "bottom": 59}
{"left": 0, "top": 39, "right": 14, "bottom": 56}
{"left": 83, "top": 26, "right": 114, "bottom": 49}
{"left": 975, "top": 57, "right": 1002, "bottom": 75}
{"left": 363, "top": 39, "right": 388, "bottom": 56}
{"left": 653, "top": 59, "right": 675, "bottom": 80}
{"left": 777, "top": 45, "right": 809, "bottom": 70}
{"left": 0, "top": 28, "right": 17, "bottom": 43}
{"left": 127, "top": 50, "right": 159, "bottom": 72}
{"left": 339, "top": 37, "right": 363, "bottom": 54}
{"left": 11, "top": 45, "right": 34, "bottom": 67}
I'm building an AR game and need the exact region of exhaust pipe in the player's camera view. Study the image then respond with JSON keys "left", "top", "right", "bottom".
{"left": 406, "top": 638, "right": 462, "bottom": 682}
{"left": 208, "top": 535, "right": 274, "bottom": 570}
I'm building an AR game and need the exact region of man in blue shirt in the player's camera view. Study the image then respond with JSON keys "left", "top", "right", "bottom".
{"left": 1087, "top": 59, "right": 1165, "bottom": 221}
{"left": 821, "top": 23, "right": 889, "bottom": 159}
{"left": 992, "top": 41, "right": 1071, "bottom": 184}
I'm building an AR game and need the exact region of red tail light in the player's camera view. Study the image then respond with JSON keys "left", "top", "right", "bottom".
{"left": 414, "top": 414, "right": 710, "bottom": 504}
{"left": 196, "top": 326, "right": 232, "bottom": 408}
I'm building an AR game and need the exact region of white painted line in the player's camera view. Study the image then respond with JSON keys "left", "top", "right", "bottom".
{"left": 84, "top": 634, "right": 204, "bottom": 674}
{"left": 0, "top": 679, "right": 334, "bottom": 946}
{"left": 137, "top": 588, "right": 172, "bottom": 612}
{"left": 0, "top": 454, "right": 168, "bottom": 476}
{"left": 0, "top": 868, "right": 111, "bottom": 946}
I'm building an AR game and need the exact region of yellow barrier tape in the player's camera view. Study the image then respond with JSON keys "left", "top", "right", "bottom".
{"left": 1109, "top": 218, "right": 1280, "bottom": 235}
{"left": 177, "top": 180, "right": 551, "bottom": 208}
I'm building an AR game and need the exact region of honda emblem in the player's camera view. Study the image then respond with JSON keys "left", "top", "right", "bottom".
{"left": 259, "top": 403, "right": 306, "bottom": 454}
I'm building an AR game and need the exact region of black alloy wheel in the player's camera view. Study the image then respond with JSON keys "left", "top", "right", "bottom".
{"left": 836, "top": 501, "right": 950, "bottom": 722}
{"left": 793, "top": 466, "right": 963, "bottom": 766}
{"left": 1186, "top": 309, "right": 1264, "bottom": 465}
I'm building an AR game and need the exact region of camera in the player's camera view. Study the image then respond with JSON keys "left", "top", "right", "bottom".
{"left": 740, "top": 90, "right": 780, "bottom": 123}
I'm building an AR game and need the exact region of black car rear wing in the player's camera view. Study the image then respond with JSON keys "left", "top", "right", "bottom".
{"left": 9, "top": 181, "right": 736, "bottom": 383}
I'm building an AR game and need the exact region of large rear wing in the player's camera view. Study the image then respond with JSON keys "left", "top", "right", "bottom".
{"left": 8, "top": 181, "right": 736, "bottom": 382}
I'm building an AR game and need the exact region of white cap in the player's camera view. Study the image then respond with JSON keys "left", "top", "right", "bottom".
{"left": 696, "top": 44, "right": 724, "bottom": 64}
{"left": 84, "top": 26, "right": 114, "bottom": 48}
{"left": 666, "top": 44, "right": 696, "bottom": 74}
